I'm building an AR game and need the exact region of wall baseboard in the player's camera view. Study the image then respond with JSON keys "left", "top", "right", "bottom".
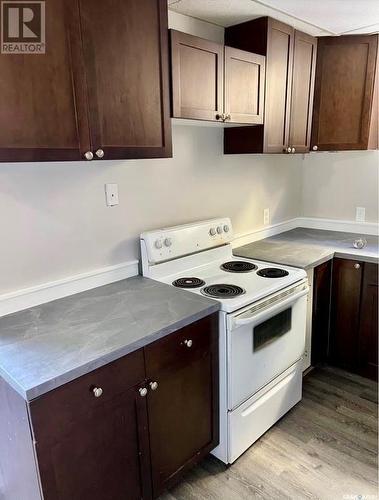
{"left": 0, "top": 260, "right": 139, "bottom": 318}
{"left": 232, "top": 218, "right": 299, "bottom": 248}
{"left": 296, "top": 217, "right": 379, "bottom": 235}
{"left": 233, "top": 216, "right": 379, "bottom": 248}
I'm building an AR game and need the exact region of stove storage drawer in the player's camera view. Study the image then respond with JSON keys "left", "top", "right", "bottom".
{"left": 228, "top": 360, "right": 302, "bottom": 463}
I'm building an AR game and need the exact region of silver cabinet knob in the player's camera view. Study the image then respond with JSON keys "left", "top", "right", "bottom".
{"left": 92, "top": 387, "right": 103, "bottom": 398}
{"left": 155, "top": 240, "right": 163, "bottom": 249}
{"left": 312, "top": 145, "right": 318, "bottom": 151}
{"left": 354, "top": 263, "right": 361, "bottom": 269}
{"left": 84, "top": 151, "right": 93, "bottom": 161}
{"left": 291, "top": 147, "right": 296, "bottom": 153}
{"left": 225, "top": 113, "right": 231, "bottom": 121}
{"left": 139, "top": 387, "right": 148, "bottom": 397}
{"left": 217, "top": 226, "right": 223, "bottom": 234}
{"left": 286, "top": 147, "right": 292, "bottom": 153}
{"left": 149, "top": 381, "right": 159, "bottom": 391}
{"left": 95, "top": 149, "right": 104, "bottom": 159}
{"left": 164, "top": 238, "right": 172, "bottom": 247}
{"left": 184, "top": 339, "right": 193, "bottom": 348}
{"left": 215, "top": 113, "right": 224, "bottom": 121}
{"left": 223, "top": 225, "right": 230, "bottom": 233}
{"left": 209, "top": 227, "right": 216, "bottom": 236}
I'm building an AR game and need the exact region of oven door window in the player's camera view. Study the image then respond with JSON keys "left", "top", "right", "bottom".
{"left": 254, "top": 308, "right": 292, "bottom": 351}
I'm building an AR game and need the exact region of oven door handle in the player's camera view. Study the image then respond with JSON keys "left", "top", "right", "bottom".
{"left": 232, "top": 287, "right": 309, "bottom": 329}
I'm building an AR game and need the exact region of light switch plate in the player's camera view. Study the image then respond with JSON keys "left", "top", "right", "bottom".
{"left": 355, "top": 206, "right": 365, "bottom": 222}
{"left": 264, "top": 208, "right": 270, "bottom": 225}
{"left": 105, "top": 184, "right": 119, "bottom": 207}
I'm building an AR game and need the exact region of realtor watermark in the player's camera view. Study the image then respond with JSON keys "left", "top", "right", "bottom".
{"left": 1, "top": 1, "right": 45, "bottom": 54}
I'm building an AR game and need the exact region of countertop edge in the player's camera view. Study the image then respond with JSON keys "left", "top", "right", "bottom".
{"left": 2, "top": 302, "right": 219, "bottom": 402}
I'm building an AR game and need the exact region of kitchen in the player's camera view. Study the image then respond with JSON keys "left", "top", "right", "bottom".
{"left": 0, "top": 0, "right": 378, "bottom": 499}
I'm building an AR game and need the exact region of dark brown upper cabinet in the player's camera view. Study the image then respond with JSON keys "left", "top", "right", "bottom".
{"left": 311, "top": 34, "right": 378, "bottom": 151}
{"left": 0, "top": 0, "right": 171, "bottom": 162}
{"left": 171, "top": 30, "right": 224, "bottom": 122}
{"left": 0, "top": 0, "right": 88, "bottom": 162}
{"left": 224, "top": 46, "right": 265, "bottom": 124}
{"left": 170, "top": 30, "right": 265, "bottom": 125}
{"left": 224, "top": 17, "right": 317, "bottom": 154}
{"left": 289, "top": 31, "right": 317, "bottom": 153}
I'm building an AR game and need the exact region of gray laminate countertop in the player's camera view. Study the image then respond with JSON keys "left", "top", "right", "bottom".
{"left": 234, "top": 228, "right": 379, "bottom": 270}
{"left": 0, "top": 276, "right": 219, "bottom": 401}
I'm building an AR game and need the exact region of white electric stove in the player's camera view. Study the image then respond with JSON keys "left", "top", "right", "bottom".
{"left": 141, "top": 218, "right": 309, "bottom": 464}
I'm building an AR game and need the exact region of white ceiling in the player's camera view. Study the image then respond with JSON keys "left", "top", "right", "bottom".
{"left": 168, "top": 0, "right": 379, "bottom": 36}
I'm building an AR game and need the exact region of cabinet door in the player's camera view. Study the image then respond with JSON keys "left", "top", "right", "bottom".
{"left": 329, "top": 258, "right": 363, "bottom": 370}
{"left": 78, "top": 0, "right": 171, "bottom": 160}
{"left": 289, "top": 31, "right": 317, "bottom": 153}
{"left": 224, "top": 46, "right": 265, "bottom": 124}
{"left": 311, "top": 260, "right": 332, "bottom": 366}
{"left": 358, "top": 263, "right": 378, "bottom": 381}
{"left": 0, "top": 0, "right": 90, "bottom": 162}
{"left": 144, "top": 314, "right": 219, "bottom": 497}
{"left": 30, "top": 351, "right": 152, "bottom": 500}
{"left": 311, "top": 35, "right": 378, "bottom": 151}
{"left": 264, "top": 19, "right": 294, "bottom": 153}
{"left": 171, "top": 30, "right": 224, "bottom": 121}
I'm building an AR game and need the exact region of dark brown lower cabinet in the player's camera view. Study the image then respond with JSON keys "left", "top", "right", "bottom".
{"left": 358, "top": 263, "right": 378, "bottom": 380}
{"left": 0, "top": 314, "right": 219, "bottom": 500}
{"left": 329, "top": 258, "right": 378, "bottom": 380}
{"left": 311, "top": 260, "right": 332, "bottom": 366}
{"left": 145, "top": 315, "right": 219, "bottom": 497}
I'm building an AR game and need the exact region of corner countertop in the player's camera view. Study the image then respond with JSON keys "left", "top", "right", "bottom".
{"left": 0, "top": 276, "right": 219, "bottom": 402}
{"left": 234, "top": 228, "right": 379, "bottom": 270}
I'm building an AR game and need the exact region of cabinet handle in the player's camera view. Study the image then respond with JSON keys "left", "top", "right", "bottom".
{"left": 291, "top": 147, "right": 296, "bottom": 153}
{"left": 184, "top": 339, "right": 193, "bottom": 348}
{"left": 139, "top": 387, "right": 148, "bottom": 397}
{"left": 354, "top": 263, "right": 361, "bottom": 269}
{"left": 149, "top": 381, "right": 159, "bottom": 391}
{"left": 92, "top": 387, "right": 103, "bottom": 398}
{"left": 95, "top": 149, "right": 105, "bottom": 159}
{"left": 312, "top": 145, "right": 318, "bottom": 151}
{"left": 225, "top": 113, "right": 231, "bottom": 121}
{"left": 215, "top": 113, "right": 223, "bottom": 121}
{"left": 84, "top": 151, "right": 94, "bottom": 161}
{"left": 286, "top": 147, "right": 292, "bottom": 153}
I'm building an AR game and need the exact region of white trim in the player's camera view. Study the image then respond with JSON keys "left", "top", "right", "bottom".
{"left": 0, "top": 260, "right": 139, "bottom": 318}
{"left": 232, "top": 219, "right": 299, "bottom": 248}
{"left": 296, "top": 217, "right": 379, "bottom": 236}
{"left": 233, "top": 216, "right": 379, "bottom": 248}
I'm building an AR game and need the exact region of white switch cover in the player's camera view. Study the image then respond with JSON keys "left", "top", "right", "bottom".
{"left": 264, "top": 208, "right": 270, "bottom": 225}
{"left": 105, "top": 184, "right": 119, "bottom": 207}
{"left": 355, "top": 206, "right": 365, "bottom": 222}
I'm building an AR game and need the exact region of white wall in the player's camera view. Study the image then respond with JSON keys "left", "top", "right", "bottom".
{"left": 0, "top": 125, "right": 303, "bottom": 295}
{"left": 302, "top": 151, "right": 379, "bottom": 223}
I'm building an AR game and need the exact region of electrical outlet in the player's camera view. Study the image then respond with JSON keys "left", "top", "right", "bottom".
{"left": 355, "top": 206, "right": 366, "bottom": 222}
{"left": 264, "top": 208, "right": 270, "bottom": 226}
{"left": 105, "top": 184, "right": 119, "bottom": 207}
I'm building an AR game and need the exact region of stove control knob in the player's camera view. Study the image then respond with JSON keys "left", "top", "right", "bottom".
{"left": 209, "top": 227, "right": 216, "bottom": 236}
{"left": 164, "top": 238, "right": 172, "bottom": 247}
{"left": 217, "top": 226, "right": 223, "bottom": 234}
{"left": 155, "top": 240, "right": 163, "bottom": 249}
{"left": 223, "top": 225, "right": 230, "bottom": 233}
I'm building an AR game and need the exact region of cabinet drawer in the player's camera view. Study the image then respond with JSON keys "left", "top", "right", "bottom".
{"left": 145, "top": 314, "right": 218, "bottom": 377}
{"left": 30, "top": 349, "right": 145, "bottom": 439}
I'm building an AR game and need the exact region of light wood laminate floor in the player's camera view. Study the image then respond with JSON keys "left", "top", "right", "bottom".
{"left": 160, "top": 366, "right": 378, "bottom": 500}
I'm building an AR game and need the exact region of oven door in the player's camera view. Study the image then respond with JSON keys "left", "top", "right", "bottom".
{"left": 227, "top": 280, "right": 309, "bottom": 410}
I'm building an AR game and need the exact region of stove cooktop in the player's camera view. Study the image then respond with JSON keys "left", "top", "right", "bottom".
{"left": 162, "top": 256, "right": 306, "bottom": 313}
